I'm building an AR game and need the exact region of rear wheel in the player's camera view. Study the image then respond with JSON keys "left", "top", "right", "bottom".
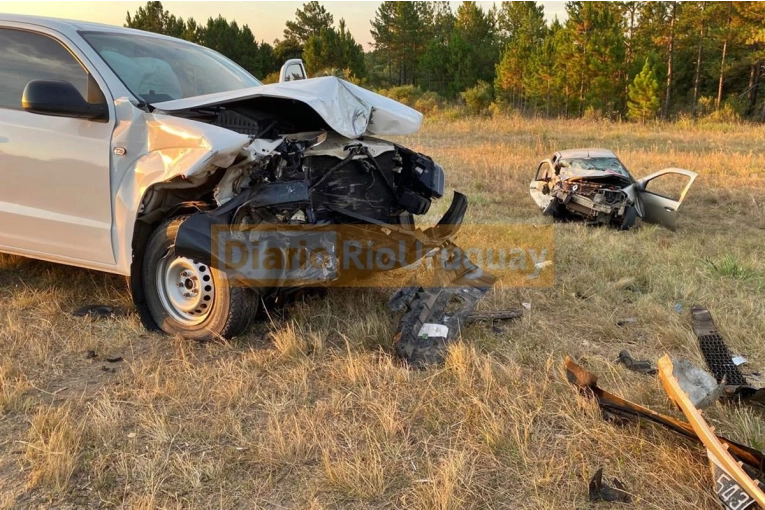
{"left": 142, "top": 216, "right": 258, "bottom": 340}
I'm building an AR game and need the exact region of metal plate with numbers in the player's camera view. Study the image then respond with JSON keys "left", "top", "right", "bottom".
{"left": 709, "top": 452, "right": 756, "bottom": 510}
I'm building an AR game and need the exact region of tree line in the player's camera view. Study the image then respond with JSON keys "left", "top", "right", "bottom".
{"left": 124, "top": 1, "right": 365, "bottom": 83}
{"left": 125, "top": 1, "right": 765, "bottom": 122}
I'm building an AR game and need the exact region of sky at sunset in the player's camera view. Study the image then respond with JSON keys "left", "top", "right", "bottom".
{"left": 0, "top": 1, "right": 568, "bottom": 49}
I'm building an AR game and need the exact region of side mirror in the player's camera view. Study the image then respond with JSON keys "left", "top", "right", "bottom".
{"left": 279, "top": 59, "right": 307, "bottom": 83}
{"left": 22, "top": 79, "right": 107, "bottom": 120}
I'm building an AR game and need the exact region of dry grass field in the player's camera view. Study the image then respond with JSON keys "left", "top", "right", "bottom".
{"left": 1, "top": 116, "right": 765, "bottom": 509}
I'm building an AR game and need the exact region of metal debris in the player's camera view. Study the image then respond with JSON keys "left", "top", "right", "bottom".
{"left": 614, "top": 350, "right": 657, "bottom": 376}
{"left": 658, "top": 355, "right": 765, "bottom": 509}
{"left": 690, "top": 305, "right": 765, "bottom": 403}
{"left": 588, "top": 467, "right": 631, "bottom": 503}
{"left": 568, "top": 355, "right": 765, "bottom": 509}
{"left": 391, "top": 243, "right": 496, "bottom": 367}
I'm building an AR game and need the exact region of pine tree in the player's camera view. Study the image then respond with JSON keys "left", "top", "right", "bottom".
{"left": 562, "top": 2, "right": 626, "bottom": 117}
{"left": 418, "top": 2, "right": 455, "bottom": 94}
{"left": 523, "top": 19, "right": 562, "bottom": 116}
{"left": 447, "top": 1, "right": 497, "bottom": 94}
{"left": 303, "top": 20, "right": 365, "bottom": 79}
{"left": 283, "top": 1, "right": 334, "bottom": 46}
{"left": 370, "top": 1, "right": 429, "bottom": 86}
{"left": 494, "top": 1, "right": 546, "bottom": 110}
{"left": 125, "top": 1, "right": 186, "bottom": 38}
{"left": 627, "top": 59, "right": 661, "bottom": 122}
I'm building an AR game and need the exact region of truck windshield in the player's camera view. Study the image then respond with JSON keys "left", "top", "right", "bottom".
{"left": 80, "top": 31, "right": 261, "bottom": 103}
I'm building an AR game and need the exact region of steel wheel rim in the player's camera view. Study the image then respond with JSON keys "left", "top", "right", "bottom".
{"left": 156, "top": 253, "right": 215, "bottom": 326}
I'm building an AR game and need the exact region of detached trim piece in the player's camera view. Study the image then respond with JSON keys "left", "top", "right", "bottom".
{"left": 692, "top": 306, "right": 747, "bottom": 386}
{"left": 658, "top": 355, "right": 765, "bottom": 509}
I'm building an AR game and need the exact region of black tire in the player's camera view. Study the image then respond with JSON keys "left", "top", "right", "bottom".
{"left": 142, "top": 216, "right": 258, "bottom": 341}
{"left": 618, "top": 205, "right": 638, "bottom": 231}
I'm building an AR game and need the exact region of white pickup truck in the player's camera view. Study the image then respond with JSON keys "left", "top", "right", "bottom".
{"left": 0, "top": 15, "right": 472, "bottom": 345}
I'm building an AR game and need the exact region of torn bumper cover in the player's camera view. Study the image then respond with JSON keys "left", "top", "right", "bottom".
{"left": 174, "top": 188, "right": 469, "bottom": 283}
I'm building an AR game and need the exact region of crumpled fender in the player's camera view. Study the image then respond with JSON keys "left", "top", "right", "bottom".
{"left": 110, "top": 98, "right": 250, "bottom": 273}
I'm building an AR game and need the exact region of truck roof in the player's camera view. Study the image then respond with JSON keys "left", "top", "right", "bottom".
{"left": 0, "top": 13, "right": 187, "bottom": 43}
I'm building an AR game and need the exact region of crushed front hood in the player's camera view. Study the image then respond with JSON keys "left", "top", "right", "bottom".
{"left": 150, "top": 77, "right": 423, "bottom": 139}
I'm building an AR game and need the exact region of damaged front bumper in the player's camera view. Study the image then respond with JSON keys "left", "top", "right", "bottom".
{"left": 549, "top": 181, "right": 630, "bottom": 224}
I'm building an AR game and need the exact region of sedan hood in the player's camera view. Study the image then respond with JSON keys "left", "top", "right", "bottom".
{"left": 150, "top": 76, "right": 423, "bottom": 139}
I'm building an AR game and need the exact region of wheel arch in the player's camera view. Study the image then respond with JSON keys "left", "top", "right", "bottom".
{"left": 126, "top": 181, "right": 217, "bottom": 332}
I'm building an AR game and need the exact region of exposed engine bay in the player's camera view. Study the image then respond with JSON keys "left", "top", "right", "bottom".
{"left": 547, "top": 176, "right": 633, "bottom": 228}
{"left": 139, "top": 97, "right": 494, "bottom": 365}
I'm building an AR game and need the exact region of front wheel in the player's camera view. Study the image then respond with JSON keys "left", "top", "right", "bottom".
{"left": 142, "top": 216, "right": 258, "bottom": 340}
{"left": 542, "top": 198, "right": 566, "bottom": 220}
{"left": 617, "top": 205, "right": 638, "bottom": 231}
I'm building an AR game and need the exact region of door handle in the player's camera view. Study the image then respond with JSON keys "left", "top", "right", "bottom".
{"left": 664, "top": 207, "right": 675, "bottom": 212}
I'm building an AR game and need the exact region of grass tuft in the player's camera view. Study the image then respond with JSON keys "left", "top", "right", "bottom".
{"left": 23, "top": 405, "right": 80, "bottom": 492}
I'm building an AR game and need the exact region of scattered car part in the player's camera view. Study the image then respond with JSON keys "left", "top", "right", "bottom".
{"left": 72, "top": 305, "right": 128, "bottom": 319}
{"left": 391, "top": 245, "right": 497, "bottom": 367}
{"left": 616, "top": 317, "right": 638, "bottom": 326}
{"left": 588, "top": 467, "right": 632, "bottom": 503}
{"left": 564, "top": 356, "right": 765, "bottom": 471}
{"left": 692, "top": 306, "right": 747, "bottom": 387}
{"left": 105, "top": 357, "right": 124, "bottom": 363}
{"left": 465, "top": 309, "right": 523, "bottom": 322}
{"left": 691, "top": 306, "right": 765, "bottom": 403}
{"left": 658, "top": 355, "right": 765, "bottom": 509}
{"left": 529, "top": 149, "right": 697, "bottom": 230}
{"left": 670, "top": 358, "right": 724, "bottom": 410}
{"left": 614, "top": 350, "right": 657, "bottom": 376}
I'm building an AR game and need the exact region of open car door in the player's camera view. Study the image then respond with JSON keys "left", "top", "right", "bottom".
{"left": 529, "top": 159, "right": 554, "bottom": 209}
{"left": 636, "top": 168, "right": 698, "bottom": 231}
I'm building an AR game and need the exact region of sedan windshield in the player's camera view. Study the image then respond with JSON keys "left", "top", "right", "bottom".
{"left": 81, "top": 31, "right": 261, "bottom": 103}
{"left": 560, "top": 157, "right": 631, "bottom": 178}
